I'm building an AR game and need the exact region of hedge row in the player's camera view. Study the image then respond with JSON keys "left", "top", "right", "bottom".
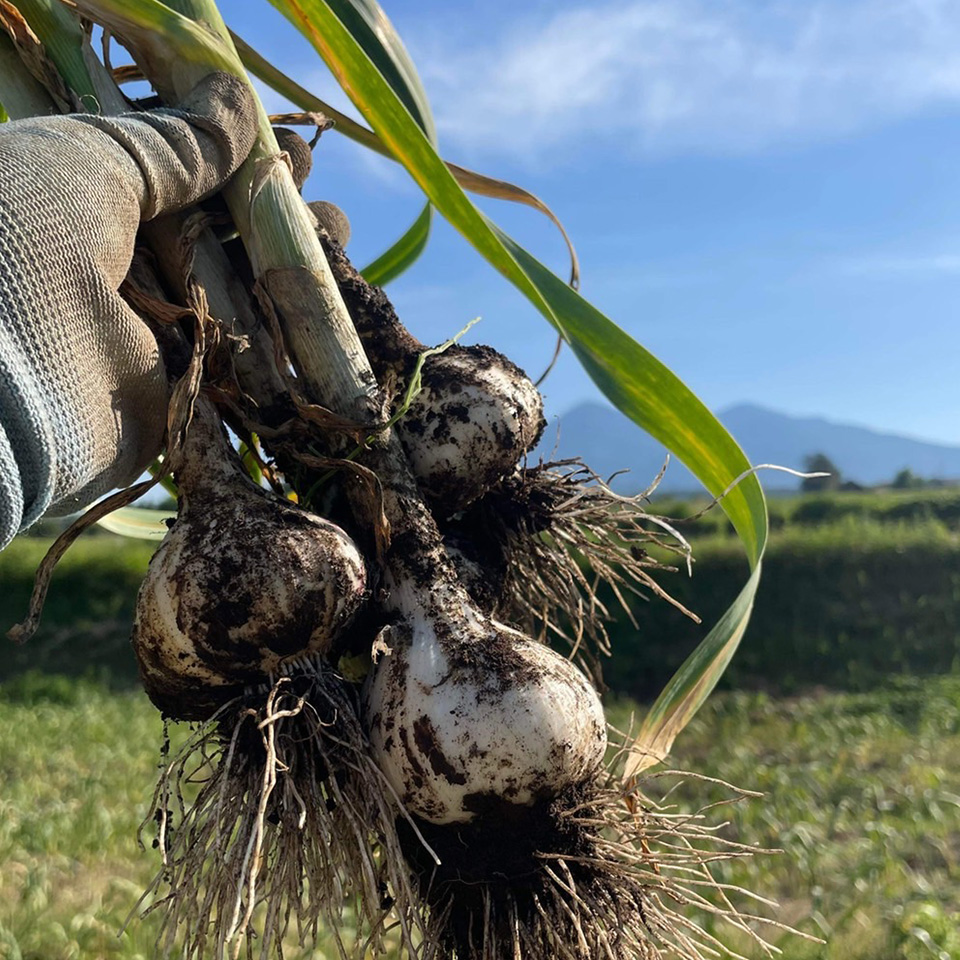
{"left": 651, "top": 487, "right": 960, "bottom": 537}
{"left": 0, "top": 537, "right": 155, "bottom": 685}
{"left": 2, "top": 522, "right": 959, "bottom": 698}
{"left": 604, "top": 520, "right": 960, "bottom": 697}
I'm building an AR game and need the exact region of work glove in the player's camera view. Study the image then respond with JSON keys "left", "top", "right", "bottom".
{"left": 0, "top": 72, "right": 257, "bottom": 550}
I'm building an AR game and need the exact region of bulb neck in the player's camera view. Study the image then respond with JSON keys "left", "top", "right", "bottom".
{"left": 173, "top": 396, "right": 253, "bottom": 501}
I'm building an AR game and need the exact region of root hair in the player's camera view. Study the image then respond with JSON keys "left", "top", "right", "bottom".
{"left": 394, "top": 732, "right": 807, "bottom": 960}
{"left": 135, "top": 668, "right": 424, "bottom": 960}
{"left": 454, "top": 459, "right": 698, "bottom": 676}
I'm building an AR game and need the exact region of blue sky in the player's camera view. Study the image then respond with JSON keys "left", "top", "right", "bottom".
{"left": 227, "top": 0, "right": 960, "bottom": 445}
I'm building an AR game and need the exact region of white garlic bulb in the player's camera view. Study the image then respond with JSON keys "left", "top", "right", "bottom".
{"left": 132, "top": 399, "right": 367, "bottom": 719}
{"left": 364, "top": 583, "right": 606, "bottom": 825}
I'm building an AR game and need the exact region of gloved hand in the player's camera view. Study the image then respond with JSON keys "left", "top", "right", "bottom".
{"left": 0, "top": 72, "right": 257, "bottom": 550}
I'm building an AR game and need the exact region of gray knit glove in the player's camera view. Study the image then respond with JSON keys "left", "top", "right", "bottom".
{"left": 0, "top": 73, "right": 257, "bottom": 549}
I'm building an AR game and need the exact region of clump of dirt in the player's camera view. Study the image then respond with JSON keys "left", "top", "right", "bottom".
{"left": 396, "top": 780, "right": 654, "bottom": 960}
{"left": 400, "top": 780, "right": 598, "bottom": 885}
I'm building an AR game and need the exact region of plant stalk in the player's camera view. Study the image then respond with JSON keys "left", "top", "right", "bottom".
{"left": 75, "top": 0, "right": 459, "bottom": 584}
{"left": 73, "top": 0, "right": 381, "bottom": 426}
{"left": 0, "top": 25, "right": 56, "bottom": 116}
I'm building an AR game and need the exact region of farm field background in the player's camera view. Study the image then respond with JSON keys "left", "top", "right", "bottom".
{"left": 1, "top": 488, "right": 959, "bottom": 959}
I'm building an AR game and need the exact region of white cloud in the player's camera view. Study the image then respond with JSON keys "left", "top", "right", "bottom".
{"left": 415, "top": 0, "right": 960, "bottom": 160}
{"left": 840, "top": 252, "right": 960, "bottom": 275}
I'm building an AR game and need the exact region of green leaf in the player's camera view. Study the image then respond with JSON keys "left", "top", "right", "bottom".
{"left": 361, "top": 201, "right": 432, "bottom": 286}
{"left": 232, "top": 30, "right": 382, "bottom": 152}
{"left": 96, "top": 507, "right": 175, "bottom": 540}
{"left": 625, "top": 567, "right": 761, "bottom": 778}
{"left": 238, "top": 438, "right": 264, "bottom": 485}
{"left": 323, "top": 0, "right": 436, "bottom": 143}
{"left": 232, "top": 32, "right": 579, "bottom": 286}
{"left": 269, "top": 0, "right": 769, "bottom": 777}
{"left": 495, "top": 228, "right": 765, "bottom": 561}
{"left": 0, "top": 28, "right": 58, "bottom": 119}
{"left": 246, "top": 0, "right": 441, "bottom": 287}
{"left": 12, "top": 0, "right": 100, "bottom": 106}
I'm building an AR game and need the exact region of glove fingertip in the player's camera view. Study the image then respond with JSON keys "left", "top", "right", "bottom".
{"left": 308, "top": 200, "right": 351, "bottom": 249}
{"left": 177, "top": 71, "right": 259, "bottom": 178}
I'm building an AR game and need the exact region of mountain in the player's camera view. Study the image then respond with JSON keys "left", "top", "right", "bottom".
{"left": 537, "top": 402, "right": 960, "bottom": 492}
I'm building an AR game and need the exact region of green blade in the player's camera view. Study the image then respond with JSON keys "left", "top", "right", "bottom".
{"left": 237, "top": 440, "right": 264, "bottom": 485}
{"left": 96, "top": 507, "right": 175, "bottom": 540}
{"left": 497, "top": 226, "right": 765, "bottom": 562}
{"left": 270, "top": 0, "right": 769, "bottom": 777}
{"left": 232, "top": 33, "right": 579, "bottom": 286}
{"left": 0, "top": 99, "right": 8, "bottom": 122}
{"left": 233, "top": 30, "right": 382, "bottom": 151}
{"left": 361, "top": 201, "right": 432, "bottom": 286}
{"left": 11, "top": 0, "right": 99, "bottom": 105}
{"left": 625, "top": 566, "right": 761, "bottom": 778}
{"left": 323, "top": 0, "right": 435, "bottom": 143}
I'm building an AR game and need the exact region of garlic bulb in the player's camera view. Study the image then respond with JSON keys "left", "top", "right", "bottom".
{"left": 132, "top": 399, "right": 367, "bottom": 720}
{"left": 318, "top": 235, "right": 545, "bottom": 515}
{"left": 364, "top": 582, "right": 606, "bottom": 825}
{"left": 399, "top": 345, "right": 544, "bottom": 515}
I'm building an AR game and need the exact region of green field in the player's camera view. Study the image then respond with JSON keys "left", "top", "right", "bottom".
{"left": 1, "top": 490, "right": 959, "bottom": 958}
{"left": 1, "top": 674, "right": 958, "bottom": 959}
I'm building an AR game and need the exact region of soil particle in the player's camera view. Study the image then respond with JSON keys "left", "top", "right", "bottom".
{"left": 441, "top": 620, "right": 540, "bottom": 697}
{"left": 413, "top": 715, "right": 468, "bottom": 786}
{"left": 320, "top": 235, "right": 419, "bottom": 375}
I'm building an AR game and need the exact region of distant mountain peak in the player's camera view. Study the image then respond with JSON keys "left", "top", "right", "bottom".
{"left": 542, "top": 401, "right": 960, "bottom": 492}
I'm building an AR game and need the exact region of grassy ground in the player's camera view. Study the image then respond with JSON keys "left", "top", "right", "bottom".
{"left": 613, "top": 677, "right": 960, "bottom": 959}
{"left": 1, "top": 673, "right": 958, "bottom": 959}
{"left": 0, "top": 536, "right": 155, "bottom": 686}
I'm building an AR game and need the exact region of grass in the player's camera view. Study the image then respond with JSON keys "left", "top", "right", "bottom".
{"left": 1, "top": 673, "right": 958, "bottom": 959}
{"left": 611, "top": 677, "right": 960, "bottom": 960}
{"left": 0, "top": 536, "right": 155, "bottom": 686}
{"left": 0, "top": 675, "right": 354, "bottom": 959}
{"left": 1, "top": 500, "right": 957, "bottom": 957}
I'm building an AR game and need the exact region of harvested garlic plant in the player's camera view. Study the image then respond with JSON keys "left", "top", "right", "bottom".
{"left": 131, "top": 399, "right": 417, "bottom": 960}
{"left": 132, "top": 396, "right": 366, "bottom": 720}
{"left": 359, "top": 454, "right": 699, "bottom": 960}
